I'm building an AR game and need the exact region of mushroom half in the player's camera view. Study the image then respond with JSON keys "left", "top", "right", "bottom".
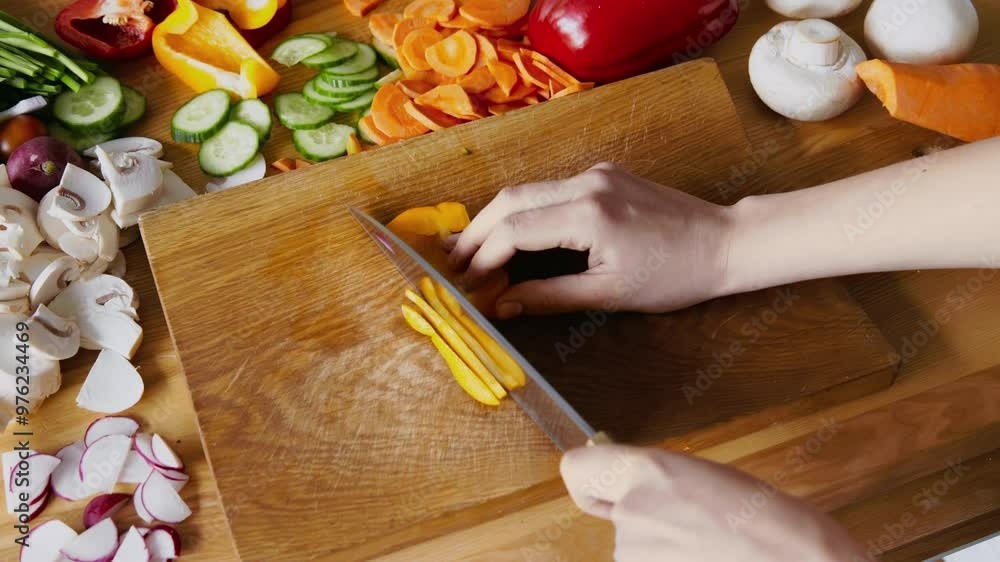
{"left": 49, "top": 163, "right": 112, "bottom": 222}
{"left": 112, "top": 170, "right": 197, "bottom": 228}
{"left": 29, "top": 254, "right": 81, "bottom": 308}
{"left": 0, "top": 187, "right": 44, "bottom": 260}
{"left": 38, "top": 190, "right": 120, "bottom": 264}
{"left": 94, "top": 146, "right": 164, "bottom": 217}
{"left": 48, "top": 274, "right": 143, "bottom": 359}
{"left": 82, "top": 137, "right": 164, "bottom": 160}
{"left": 0, "top": 314, "right": 61, "bottom": 399}
{"left": 23, "top": 303, "right": 80, "bottom": 360}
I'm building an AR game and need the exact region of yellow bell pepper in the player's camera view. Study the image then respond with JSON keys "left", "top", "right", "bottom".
{"left": 387, "top": 202, "right": 471, "bottom": 240}
{"left": 152, "top": 0, "right": 280, "bottom": 99}
{"left": 196, "top": 0, "right": 280, "bottom": 30}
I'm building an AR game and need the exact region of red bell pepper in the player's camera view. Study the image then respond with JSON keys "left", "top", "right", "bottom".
{"left": 527, "top": 0, "right": 740, "bottom": 83}
{"left": 55, "top": 0, "right": 177, "bottom": 61}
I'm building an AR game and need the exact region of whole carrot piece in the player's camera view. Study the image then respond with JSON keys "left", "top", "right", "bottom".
{"left": 856, "top": 60, "right": 1000, "bottom": 143}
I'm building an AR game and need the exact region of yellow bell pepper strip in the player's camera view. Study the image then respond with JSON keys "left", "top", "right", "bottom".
{"left": 152, "top": 0, "right": 280, "bottom": 99}
{"left": 196, "top": 0, "right": 279, "bottom": 30}
{"left": 401, "top": 303, "right": 500, "bottom": 406}
{"left": 387, "top": 202, "right": 471, "bottom": 240}
{"left": 405, "top": 288, "right": 507, "bottom": 401}
{"left": 436, "top": 281, "right": 526, "bottom": 389}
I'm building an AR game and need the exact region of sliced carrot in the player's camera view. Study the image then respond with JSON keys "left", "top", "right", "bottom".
{"left": 369, "top": 13, "right": 402, "bottom": 45}
{"left": 440, "top": 12, "right": 480, "bottom": 29}
{"left": 398, "top": 79, "right": 436, "bottom": 98}
{"left": 457, "top": 66, "right": 496, "bottom": 94}
{"left": 415, "top": 84, "right": 479, "bottom": 118}
{"left": 346, "top": 133, "right": 363, "bottom": 155}
{"left": 472, "top": 32, "right": 498, "bottom": 68}
{"left": 403, "top": 100, "right": 466, "bottom": 131}
{"left": 295, "top": 159, "right": 312, "bottom": 169}
{"left": 512, "top": 51, "right": 550, "bottom": 90}
{"left": 551, "top": 81, "right": 595, "bottom": 99}
{"left": 371, "top": 83, "right": 431, "bottom": 138}
{"left": 271, "top": 158, "right": 295, "bottom": 173}
{"left": 358, "top": 115, "right": 402, "bottom": 146}
{"left": 523, "top": 94, "right": 540, "bottom": 104}
{"left": 425, "top": 30, "right": 477, "bottom": 78}
{"left": 486, "top": 59, "right": 517, "bottom": 95}
{"left": 402, "top": 27, "right": 443, "bottom": 72}
{"left": 495, "top": 38, "right": 521, "bottom": 62}
{"left": 392, "top": 17, "right": 436, "bottom": 53}
{"left": 487, "top": 101, "right": 527, "bottom": 115}
{"left": 526, "top": 52, "right": 579, "bottom": 88}
{"left": 343, "top": 0, "right": 383, "bottom": 17}
{"left": 404, "top": 0, "right": 456, "bottom": 22}
{"left": 459, "top": 0, "right": 529, "bottom": 28}
{"left": 480, "top": 80, "right": 534, "bottom": 104}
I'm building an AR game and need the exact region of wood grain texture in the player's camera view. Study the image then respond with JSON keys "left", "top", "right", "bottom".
{"left": 141, "top": 58, "right": 897, "bottom": 559}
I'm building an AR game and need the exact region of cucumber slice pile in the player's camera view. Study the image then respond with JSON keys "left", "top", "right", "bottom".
{"left": 199, "top": 121, "right": 261, "bottom": 177}
{"left": 293, "top": 122, "right": 355, "bottom": 162}
{"left": 170, "top": 89, "right": 231, "bottom": 143}
{"left": 52, "top": 75, "right": 148, "bottom": 138}
{"left": 231, "top": 99, "right": 273, "bottom": 143}
{"left": 171, "top": 90, "right": 273, "bottom": 180}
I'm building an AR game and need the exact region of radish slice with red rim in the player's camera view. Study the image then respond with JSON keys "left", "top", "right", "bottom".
{"left": 52, "top": 441, "right": 91, "bottom": 501}
{"left": 132, "top": 433, "right": 161, "bottom": 469}
{"left": 79, "top": 434, "right": 131, "bottom": 493}
{"left": 140, "top": 471, "right": 191, "bottom": 524}
{"left": 111, "top": 527, "right": 149, "bottom": 562}
{"left": 3, "top": 451, "right": 60, "bottom": 513}
{"left": 150, "top": 435, "right": 183, "bottom": 470}
{"left": 118, "top": 450, "right": 152, "bottom": 485}
{"left": 83, "top": 493, "right": 131, "bottom": 528}
{"left": 19, "top": 519, "right": 77, "bottom": 562}
{"left": 26, "top": 490, "right": 50, "bottom": 521}
{"left": 60, "top": 518, "right": 118, "bottom": 562}
{"left": 133, "top": 481, "right": 154, "bottom": 524}
{"left": 148, "top": 525, "right": 181, "bottom": 555}
{"left": 84, "top": 416, "right": 140, "bottom": 447}
{"left": 145, "top": 527, "right": 180, "bottom": 560}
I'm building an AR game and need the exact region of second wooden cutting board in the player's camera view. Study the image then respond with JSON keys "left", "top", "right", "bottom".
{"left": 141, "top": 59, "right": 895, "bottom": 560}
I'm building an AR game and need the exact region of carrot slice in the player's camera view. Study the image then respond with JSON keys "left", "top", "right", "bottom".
{"left": 404, "top": 0, "right": 456, "bottom": 22}
{"left": 392, "top": 17, "right": 436, "bottom": 53}
{"left": 415, "top": 84, "right": 479, "bottom": 118}
{"left": 425, "top": 30, "right": 478, "bottom": 77}
{"left": 526, "top": 50, "right": 580, "bottom": 86}
{"left": 369, "top": 13, "right": 402, "bottom": 45}
{"left": 346, "top": 133, "right": 363, "bottom": 155}
{"left": 398, "top": 79, "right": 436, "bottom": 98}
{"left": 480, "top": 80, "right": 534, "bottom": 104}
{"left": 472, "top": 32, "right": 498, "bottom": 68}
{"left": 440, "top": 13, "right": 480, "bottom": 29}
{"left": 495, "top": 38, "right": 521, "bottom": 62}
{"left": 343, "top": 0, "right": 383, "bottom": 17}
{"left": 457, "top": 66, "right": 496, "bottom": 94}
{"left": 523, "top": 94, "right": 540, "bottom": 105}
{"left": 403, "top": 100, "right": 466, "bottom": 131}
{"left": 551, "top": 81, "right": 595, "bottom": 99}
{"left": 512, "top": 52, "right": 550, "bottom": 90}
{"left": 402, "top": 27, "right": 443, "bottom": 72}
{"left": 486, "top": 59, "right": 517, "bottom": 95}
{"left": 358, "top": 115, "right": 402, "bottom": 146}
{"left": 271, "top": 158, "right": 294, "bottom": 173}
{"left": 459, "top": 0, "right": 529, "bottom": 27}
{"left": 487, "top": 101, "right": 527, "bottom": 115}
{"left": 295, "top": 159, "right": 312, "bottom": 169}
{"left": 371, "top": 83, "right": 431, "bottom": 138}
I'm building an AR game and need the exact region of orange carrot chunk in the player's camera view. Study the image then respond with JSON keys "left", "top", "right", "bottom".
{"left": 358, "top": 115, "right": 402, "bottom": 146}
{"left": 459, "top": 0, "right": 529, "bottom": 28}
{"left": 458, "top": 66, "right": 496, "bottom": 94}
{"left": 512, "top": 51, "right": 550, "bottom": 90}
{"left": 344, "top": 0, "right": 383, "bottom": 17}
{"left": 404, "top": 0, "right": 456, "bottom": 22}
{"left": 398, "top": 79, "right": 436, "bottom": 98}
{"left": 551, "top": 81, "right": 594, "bottom": 99}
{"left": 402, "top": 27, "right": 443, "bottom": 72}
{"left": 271, "top": 158, "right": 295, "bottom": 173}
{"left": 486, "top": 59, "right": 517, "bottom": 95}
{"left": 403, "top": 100, "right": 467, "bottom": 130}
{"left": 856, "top": 60, "right": 1000, "bottom": 143}
{"left": 481, "top": 80, "right": 534, "bottom": 104}
{"left": 392, "top": 17, "right": 437, "bottom": 53}
{"left": 295, "top": 159, "right": 312, "bottom": 169}
{"left": 472, "top": 32, "right": 498, "bottom": 68}
{"left": 369, "top": 13, "right": 402, "bottom": 45}
{"left": 415, "top": 84, "right": 479, "bottom": 118}
{"left": 527, "top": 50, "right": 580, "bottom": 87}
{"left": 371, "top": 83, "right": 432, "bottom": 138}
{"left": 425, "top": 30, "right": 478, "bottom": 77}
{"left": 440, "top": 13, "right": 480, "bottom": 30}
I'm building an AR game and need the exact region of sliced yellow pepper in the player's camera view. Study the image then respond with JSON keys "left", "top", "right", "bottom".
{"left": 196, "top": 0, "right": 280, "bottom": 30}
{"left": 152, "top": 0, "right": 281, "bottom": 99}
{"left": 387, "top": 202, "right": 471, "bottom": 240}
{"left": 401, "top": 304, "right": 500, "bottom": 407}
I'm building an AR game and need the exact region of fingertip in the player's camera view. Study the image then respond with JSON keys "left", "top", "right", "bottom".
{"left": 495, "top": 301, "right": 522, "bottom": 320}
{"left": 441, "top": 233, "right": 460, "bottom": 252}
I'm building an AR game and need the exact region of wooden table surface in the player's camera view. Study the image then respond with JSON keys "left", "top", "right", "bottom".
{"left": 1, "top": 0, "right": 999, "bottom": 561}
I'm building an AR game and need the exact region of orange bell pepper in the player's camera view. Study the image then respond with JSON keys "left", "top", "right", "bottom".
{"left": 196, "top": 0, "right": 280, "bottom": 30}
{"left": 152, "top": 0, "right": 280, "bottom": 99}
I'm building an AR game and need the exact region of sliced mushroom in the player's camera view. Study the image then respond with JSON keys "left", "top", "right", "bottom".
{"left": 21, "top": 245, "right": 66, "bottom": 283}
{"left": 29, "top": 255, "right": 81, "bottom": 308}
{"left": 38, "top": 191, "right": 119, "bottom": 264}
{"left": 0, "top": 164, "right": 9, "bottom": 188}
{"left": 0, "top": 252, "right": 21, "bottom": 285}
{"left": 119, "top": 226, "right": 140, "bottom": 248}
{"left": 48, "top": 274, "right": 142, "bottom": 359}
{"left": 49, "top": 164, "right": 112, "bottom": 222}
{"left": 82, "top": 137, "right": 164, "bottom": 159}
{"left": 0, "top": 279, "right": 30, "bottom": 301}
{"left": 23, "top": 303, "right": 80, "bottom": 360}
{"left": 108, "top": 251, "right": 126, "bottom": 278}
{"left": 0, "top": 187, "right": 44, "bottom": 260}
{"left": 112, "top": 169, "right": 196, "bottom": 228}
{"left": 0, "top": 314, "right": 60, "bottom": 398}
{"left": 94, "top": 146, "right": 163, "bottom": 217}
{"left": 0, "top": 298, "right": 29, "bottom": 314}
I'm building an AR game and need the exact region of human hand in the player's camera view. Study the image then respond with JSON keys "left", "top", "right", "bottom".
{"left": 446, "top": 162, "right": 735, "bottom": 319}
{"left": 561, "top": 445, "right": 867, "bottom": 562}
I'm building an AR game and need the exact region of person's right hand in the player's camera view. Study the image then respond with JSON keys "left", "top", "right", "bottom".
{"left": 446, "top": 162, "right": 736, "bottom": 319}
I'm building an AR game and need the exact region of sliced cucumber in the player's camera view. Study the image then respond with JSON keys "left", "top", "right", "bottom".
{"left": 334, "top": 89, "right": 376, "bottom": 112}
{"left": 313, "top": 76, "right": 376, "bottom": 99}
{"left": 371, "top": 39, "right": 400, "bottom": 70}
{"left": 303, "top": 79, "right": 350, "bottom": 107}
{"left": 171, "top": 89, "right": 231, "bottom": 143}
{"left": 322, "top": 44, "right": 377, "bottom": 76}
{"left": 375, "top": 69, "right": 403, "bottom": 87}
{"left": 301, "top": 40, "right": 359, "bottom": 70}
{"left": 293, "top": 122, "right": 354, "bottom": 162}
{"left": 119, "top": 86, "right": 146, "bottom": 128}
{"left": 231, "top": 98, "right": 273, "bottom": 143}
{"left": 275, "top": 92, "right": 335, "bottom": 129}
{"left": 53, "top": 76, "right": 125, "bottom": 134}
{"left": 319, "top": 66, "right": 379, "bottom": 86}
{"left": 198, "top": 121, "right": 261, "bottom": 177}
{"left": 272, "top": 34, "right": 332, "bottom": 67}
{"left": 48, "top": 122, "right": 116, "bottom": 152}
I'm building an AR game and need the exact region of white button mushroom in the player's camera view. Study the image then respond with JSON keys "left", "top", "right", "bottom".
{"left": 112, "top": 169, "right": 197, "bottom": 229}
{"left": 749, "top": 19, "right": 867, "bottom": 122}
{"left": 94, "top": 146, "right": 163, "bottom": 217}
{"left": 766, "top": 0, "right": 863, "bottom": 19}
{"left": 0, "top": 187, "right": 44, "bottom": 260}
{"left": 0, "top": 314, "right": 61, "bottom": 403}
{"left": 29, "top": 255, "right": 81, "bottom": 308}
{"left": 37, "top": 190, "right": 119, "bottom": 265}
{"left": 48, "top": 274, "right": 142, "bottom": 359}
{"left": 82, "top": 137, "right": 164, "bottom": 160}
{"left": 49, "top": 163, "right": 112, "bottom": 222}
{"left": 0, "top": 298, "right": 29, "bottom": 315}
{"left": 865, "top": 0, "right": 979, "bottom": 65}
{"left": 22, "top": 303, "right": 80, "bottom": 360}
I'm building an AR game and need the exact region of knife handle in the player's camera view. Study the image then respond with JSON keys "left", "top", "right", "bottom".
{"left": 586, "top": 431, "right": 613, "bottom": 447}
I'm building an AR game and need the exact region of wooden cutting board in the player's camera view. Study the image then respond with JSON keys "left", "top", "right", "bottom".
{"left": 140, "top": 59, "right": 897, "bottom": 560}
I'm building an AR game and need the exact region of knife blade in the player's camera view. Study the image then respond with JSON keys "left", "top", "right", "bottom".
{"left": 349, "top": 206, "right": 605, "bottom": 451}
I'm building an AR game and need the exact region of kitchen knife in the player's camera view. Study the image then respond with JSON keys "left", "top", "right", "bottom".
{"left": 349, "top": 207, "right": 609, "bottom": 451}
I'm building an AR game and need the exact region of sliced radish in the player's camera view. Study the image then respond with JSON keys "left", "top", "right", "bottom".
{"left": 140, "top": 472, "right": 191, "bottom": 524}
{"left": 147, "top": 526, "right": 180, "bottom": 556}
{"left": 27, "top": 490, "right": 50, "bottom": 521}
{"left": 60, "top": 518, "right": 118, "bottom": 562}
{"left": 76, "top": 350, "right": 144, "bottom": 414}
{"left": 132, "top": 434, "right": 160, "bottom": 469}
{"left": 83, "top": 493, "right": 131, "bottom": 528}
{"left": 19, "top": 519, "right": 77, "bottom": 562}
{"left": 132, "top": 482, "right": 154, "bottom": 524}
{"left": 85, "top": 417, "right": 140, "bottom": 447}
{"left": 4, "top": 452, "right": 60, "bottom": 514}
{"left": 144, "top": 527, "right": 180, "bottom": 561}
{"left": 149, "top": 435, "right": 183, "bottom": 471}
{"left": 52, "top": 441, "right": 97, "bottom": 501}
{"left": 117, "top": 451, "right": 152, "bottom": 485}
{"left": 79, "top": 435, "right": 132, "bottom": 494}
{"left": 111, "top": 527, "right": 148, "bottom": 562}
